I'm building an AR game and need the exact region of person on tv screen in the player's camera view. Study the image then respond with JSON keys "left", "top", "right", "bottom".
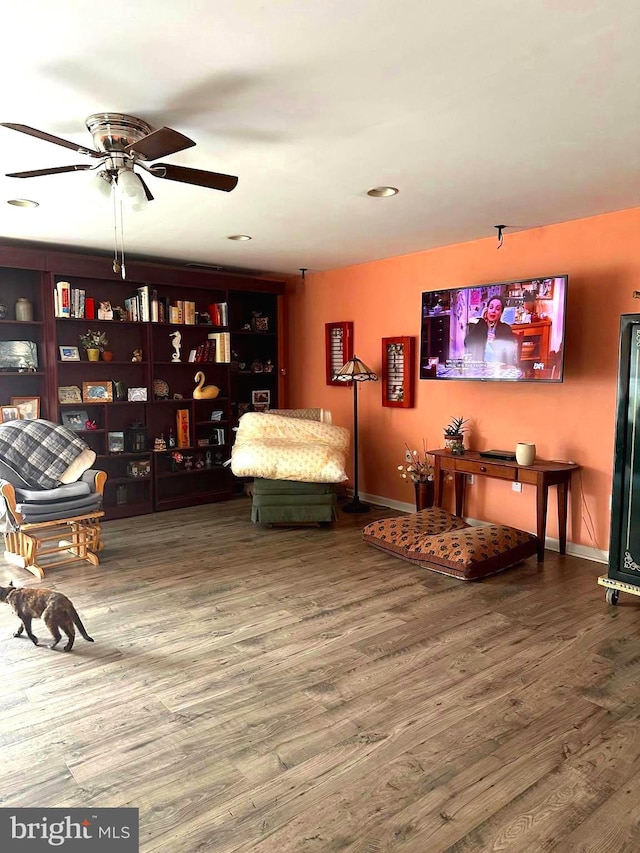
{"left": 464, "top": 296, "right": 518, "bottom": 365}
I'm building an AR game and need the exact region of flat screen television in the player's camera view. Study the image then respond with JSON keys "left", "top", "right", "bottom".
{"left": 420, "top": 274, "right": 568, "bottom": 382}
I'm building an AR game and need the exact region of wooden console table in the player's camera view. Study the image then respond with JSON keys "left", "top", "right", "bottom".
{"left": 429, "top": 449, "right": 580, "bottom": 562}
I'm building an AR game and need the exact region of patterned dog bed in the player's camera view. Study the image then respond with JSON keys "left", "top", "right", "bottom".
{"left": 363, "top": 509, "right": 538, "bottom": 580}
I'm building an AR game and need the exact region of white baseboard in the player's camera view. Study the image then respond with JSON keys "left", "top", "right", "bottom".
{"left": 354, "top": 491, "right": 609, "bottom": 565}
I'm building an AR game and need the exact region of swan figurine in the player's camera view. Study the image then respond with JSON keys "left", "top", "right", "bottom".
{"left": 193, "top": 371, "right": 220, "bottom": 400}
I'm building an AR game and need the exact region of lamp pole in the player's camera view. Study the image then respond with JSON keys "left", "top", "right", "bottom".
{"left": 343, "top": 377, "right": 369, "bottom": 513}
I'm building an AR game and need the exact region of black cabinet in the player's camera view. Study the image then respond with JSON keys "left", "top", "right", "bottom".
{"left": 608, "top": 313, "right": 640, "bottom": 584}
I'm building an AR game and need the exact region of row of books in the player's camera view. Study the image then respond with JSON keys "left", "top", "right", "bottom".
{"left": 53, "top": 280, "right": 228, "bottom": 328}
{"left": 209, "top": 302, "right": 228, "bottom": 326}
{"left": 54, "top": 282, "right": 93, "bottom": 319}
{"left": 207, "top": 332, "right": 231, "bottom": 363}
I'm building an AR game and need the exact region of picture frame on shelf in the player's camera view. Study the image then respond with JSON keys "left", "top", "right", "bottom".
{"left": 128, "top": 387, "right": 148, "bottom": 402}
{"left": 10, "top": 396, "right": 40, "bottom": 420}
{"left": 107, "top": 431, "right": 125, "bottom": 453}
{"left": 59, "top": 345, "right": 80, "bottom": 362}
{"left": 61, "top": 409, "right": 89, "bottom": 430}
{"left": 58, "top": 385, "right": 83, "bottom": 404}
{"left": 0, "top": 406, "right": 20, "bottom": 423}
{"left": 251, "top": 390, "right": 270, "bottom": 405}
{"left": 83, "top": 381, "right": 113, "bottom": 402}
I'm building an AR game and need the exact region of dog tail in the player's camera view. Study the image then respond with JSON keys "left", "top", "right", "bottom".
{"left": 72, "top": 608, "right": 94, "bottom": 643}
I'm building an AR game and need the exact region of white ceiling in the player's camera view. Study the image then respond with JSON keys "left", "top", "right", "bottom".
{"left": 1, "top": 0, "right": 639, "bottom": 277}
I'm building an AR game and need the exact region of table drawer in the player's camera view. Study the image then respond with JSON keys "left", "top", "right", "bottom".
{"left": 453, "top": 459, "right": 517, "bottom": 481}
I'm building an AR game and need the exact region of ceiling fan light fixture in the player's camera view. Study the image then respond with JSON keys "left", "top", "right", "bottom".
{"left": 227, "top": 234, "right": 252, "bottom": 241}
{"left": 367, "top": 186, "right": 399, "bottom": 198}
{"left": 7, "top": 198, "right": 39, "bottom": 208}
{"left": 117, "top": 167, "right": 148, "bottom": 212}
{"left": 89, "top": 169, "right": 114, "bottom": 206}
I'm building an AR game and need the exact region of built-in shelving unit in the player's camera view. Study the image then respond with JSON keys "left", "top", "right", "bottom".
{"left": 0, "top": 247, "right": 285, "bottom": 520}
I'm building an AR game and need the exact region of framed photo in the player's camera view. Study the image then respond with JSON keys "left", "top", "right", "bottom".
{"left": 10, "top": 396, "right": 40, "bottom": 420}
{"left": 325, "top": 321, "right": 354, "bottom": 386}
{"left": 0, "top": 406, "right": 21, "bottom": 423}
{"left": 128, "top": 387, "right": 148, "bottom": 402}
{"left": 58, "top": 385, "right": 83, "bottom": 404}
{"left": 381, "top": 336, "right": 415, "bottom": 409}
{"left": 59, "top": 345, "right": 80, "bottom": 362}
{"left": 61, "top": 409, "right": 89, "bottom": 430}
{"left": 251, "top": 390, "right": 271, "bottom": 405}
{"left": 188, "top": 349, "right": 197, "bottom": 363}
{"left": 83, "top": 381, "right": 113, "bottom": 402}
{"left": 107, "top": 431, "right": 125, "bottom": 453}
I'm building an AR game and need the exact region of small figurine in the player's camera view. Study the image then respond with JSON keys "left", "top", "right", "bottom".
{"left": 84, "top": 419, "right": 98, "bottom": 430}
{"left": 132, "top": 348, "right": 143, "bottom": 363}
{"left": 205, "top": 450, "right": 212, "bottom": 468}
{"left": 251, "top": 359, "right": 264, "bottom": 373}
{"left": 264, "top": 359, "right": 274, "bottom": 374}
{"left": 170, "top": 330, "right": 182, "bottom": 363}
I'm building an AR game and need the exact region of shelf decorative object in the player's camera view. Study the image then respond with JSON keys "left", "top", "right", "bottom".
{"left": 325, "top": 321, "right": 354, "bottom": 386}
{"left": 382, "top": 336, "right": 415, "bottom": 408}
{"left": 79, "top": 329, "right": 108, "bottom": 362}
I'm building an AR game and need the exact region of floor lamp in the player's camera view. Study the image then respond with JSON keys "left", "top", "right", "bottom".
{"left": 335, "top": 355, "right": 378, "bottom": 513}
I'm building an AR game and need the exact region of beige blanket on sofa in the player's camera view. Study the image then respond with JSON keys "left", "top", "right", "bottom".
{"left": 231, "top": 413, "right": 350, "bottom": 483}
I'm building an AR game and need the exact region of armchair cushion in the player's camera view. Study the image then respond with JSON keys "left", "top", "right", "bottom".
{"left": 0, "top": 419, "right": 95, "bottom": 489}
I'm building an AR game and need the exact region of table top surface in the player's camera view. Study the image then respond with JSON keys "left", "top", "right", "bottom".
{"left": 428, "top": 449, "right": 580, "bottom": 473}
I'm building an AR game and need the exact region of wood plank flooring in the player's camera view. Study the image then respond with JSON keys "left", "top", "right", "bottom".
{"left": 1, "top": 497, "right": 639, "bottom": 852}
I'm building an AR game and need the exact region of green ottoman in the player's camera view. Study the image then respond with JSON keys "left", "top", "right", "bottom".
{"left": 251, "top": 478, "right": 338, "bottom": 525}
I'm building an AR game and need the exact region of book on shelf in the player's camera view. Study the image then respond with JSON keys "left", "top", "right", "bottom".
{"left": 137, "top": 285, "right": 150, "bottom": 322}
{"left": 54, "top": 281, "right": 71, "bottom": 318}
{"left": 208, "top": 302, "right": 228, "bottom": 326}
{"left": 184, "top": 301, "right": 196, "bottom": 325}
{"left": 176, "top": 409, "right": 190, "bottom": 448}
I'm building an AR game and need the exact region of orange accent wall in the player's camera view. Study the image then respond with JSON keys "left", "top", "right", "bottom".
{"left": 286, "top": 207, "right": 640, "bottom": 552}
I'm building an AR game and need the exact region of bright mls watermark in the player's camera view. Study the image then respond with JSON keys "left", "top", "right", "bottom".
{"left": 0, "top": 808, "right": 138, "bottom": 850}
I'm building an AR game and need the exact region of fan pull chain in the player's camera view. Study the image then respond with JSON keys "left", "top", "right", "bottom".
{"left": 112, "top": 178, "right": 120, "bottom": 276}
{"left": 118, "top": 195, "right": 126, "bottom": 280}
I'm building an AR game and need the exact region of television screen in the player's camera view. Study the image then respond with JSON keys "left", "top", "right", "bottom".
{"left": 420, "top": 274, "right": 568, "bottom": 382}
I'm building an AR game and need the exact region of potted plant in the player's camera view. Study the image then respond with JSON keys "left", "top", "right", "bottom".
{"left": 79, "top": 329, "right": 109, "bottom": 362}
{"left": 444, "top": 416, "right": 468, "bottom": 455}
{"left": 398, "top": 441, "right": 435, "bottom": 510}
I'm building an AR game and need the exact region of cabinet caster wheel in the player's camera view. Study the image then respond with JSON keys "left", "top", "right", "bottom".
{"left": 606, "top": 588, "right": 619, "bottom": 606}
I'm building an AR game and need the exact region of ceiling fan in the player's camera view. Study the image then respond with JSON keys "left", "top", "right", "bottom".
{"left": 0, "top": 112, "right": 239, "bottom": 199}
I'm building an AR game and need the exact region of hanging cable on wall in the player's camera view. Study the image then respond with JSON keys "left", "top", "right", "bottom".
{"left": 494, "top": 224, "right": 506, "bottom": 249}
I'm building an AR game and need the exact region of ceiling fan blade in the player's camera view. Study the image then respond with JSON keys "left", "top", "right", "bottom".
{"left": 150, "top": 163, "right": 238, "bottom": 192}
{"left": 137, "top": 174, "right": 154, "bottom": 201}
{"left": 6, "top": 164, "right": 95, "bottom": 178}
{"left": 125, "top": 127, "right": 195, "bottom": 161}
{"left": 0, "top": 123, "right": 101, "bottom": 157}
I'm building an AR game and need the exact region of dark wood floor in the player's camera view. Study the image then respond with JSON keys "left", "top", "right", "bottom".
{"left": 1, "top": 497, "right": 639, "bottom": 852}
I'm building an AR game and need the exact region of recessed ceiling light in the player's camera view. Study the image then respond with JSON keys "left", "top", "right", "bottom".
{"left": 227, "top": 234, "right": 252, "bottom": 241}
{"left": 367, "top": 186, "right": 399, "bottom": 198}
{"left": 7, "top": 198, "right": 39, "bottom": 208}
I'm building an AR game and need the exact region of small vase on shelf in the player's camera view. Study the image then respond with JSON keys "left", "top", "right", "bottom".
{"left": 15, "top": 297, "right": 33, "bottom": 321}
{"left": 86, "top": 348, "right": 100, "bottom": 362}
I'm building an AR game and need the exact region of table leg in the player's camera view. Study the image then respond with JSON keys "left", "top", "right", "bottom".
{"left": 454, "top": 472, "right": 466, "bottom": 517}
{"left": 557, "top": 480, "right": 569, "bottom": 555}
{"left": 434, "top": 463, "right": 444, "bottom": 507}
{"left": 536, "top": 482, "right": 549, "bottom": 562}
